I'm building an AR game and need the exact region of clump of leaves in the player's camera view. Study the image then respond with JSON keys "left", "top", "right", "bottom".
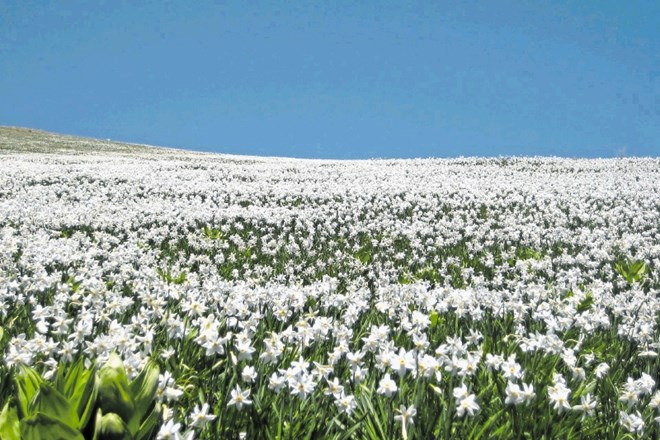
{"left": 614, "top": 258, "right": 647, "bottom": 285}
{"left": 202, "top": 225, "right": 225, "bottom": 240}
{"left": 0, "top": 354, "right": 161, "bottom": 440}
{"left": 157, "top": 267, "right": 187, "bottom": 285}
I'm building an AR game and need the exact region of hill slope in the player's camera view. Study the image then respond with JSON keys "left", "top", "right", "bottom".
{"left": 0, "top": 126, "right": 166, "bottom": 155}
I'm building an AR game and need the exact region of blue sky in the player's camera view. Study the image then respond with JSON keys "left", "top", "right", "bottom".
{"left": 1, "top": 1, "right": 658, "bottom": 158}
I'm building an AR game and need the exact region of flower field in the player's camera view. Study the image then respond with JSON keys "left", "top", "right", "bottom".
{"left": 1, "top": 129, "right": 659, "bottom": 439}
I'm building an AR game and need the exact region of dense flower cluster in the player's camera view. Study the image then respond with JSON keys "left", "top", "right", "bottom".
{"left": 0, "top": 134, "right": 659, "bottom": 438}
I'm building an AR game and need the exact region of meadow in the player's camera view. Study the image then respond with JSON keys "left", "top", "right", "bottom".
{"left": 0, "top": 129, "right": 659, "bottom": 439}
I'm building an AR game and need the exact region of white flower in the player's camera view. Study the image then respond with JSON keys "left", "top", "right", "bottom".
{"left": 394, "top": 404, "right": 416, "bottom": 440}
{"left": 289, "top": 374, "right": 316, "bottom": 399}
{"left": 648, "top": 390, "right": 660, "bottom": 410}
{"left": 637, "top": 373, "right": 656, "bottom": 395}
{"left": 157, "top": 419, "right": 182, "bottom": 440}
{"left": 268, "top": 372, "right": 286, "bottom": 393}
{"left": 235, "top": 340, "right": 256, "bottom": 361}
{"left": 161, "top": 347, "right": 176, "bottom": 360}
{"left": 391, "top": 347, "right": 416, "bottom": 378}
{"left": 352, "top": 365, "right": 367, "bottom": 384}
{"left": 324, "top": 377, "right": 344, "bottom": 399}
{"left": 228, "top": 385, "right": 252, "bottom": 410}
{"left": 377, "top": 373, "right": 398, "bottom": 398}
{"left": 453, "top": 383, "right": 469, "bottom": 400}
{"left": 335, "top": 393, "right": 357, "bottom": 415}
{"left": 620, "top": 379, "right": 640, "bottom": 408}
{"left": 594, "top": 362, "right": 609, "bottom": 379}
{"left": 500, "top": 356, "right": 522, "bottom": 381}
{"left": 242, "top": 365, "right": 257, "bottom": 383}
{"left": 290, "top": 356, "right": 310, "bottom": 376}
{"left": 620, "top": 411, "right": 644, "bottom": 433}
{"left": 394, "top": 404, "right": 416, "bottom": 426}
{"left": 456, "top": 394, "right": 480, "bottom": 417}
{"left": 485, "top": 353, "right": 503, "bottom": 371}
{"left": 548, "top": 383, "right": 571, "bottom": 413}
{"left": 505, "top": 382, "right": 524, "bottom": 405}
{"left": 189, "top": 403, "right": 216, "bottom": 428}
{"left": 521, "top": 382, "right": 536, "bottom": 405}
{"left": 457, "top": 354, "right": 479, "bottom": 377}
{"left": 573, "top": 393, "right": 597, "bottom": 420}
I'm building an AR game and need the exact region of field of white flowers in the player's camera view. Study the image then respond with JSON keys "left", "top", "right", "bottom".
{"left": 0, "top": 128, "right": 659, "bottom": 439}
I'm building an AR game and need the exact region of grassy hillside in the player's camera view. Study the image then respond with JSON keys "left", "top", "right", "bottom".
{"left": 0, "top": 126, "right": 164, "bottom": 155}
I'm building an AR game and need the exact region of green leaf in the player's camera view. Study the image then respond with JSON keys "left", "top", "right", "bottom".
{"left": 74, "top": 368, "right": 98, "bottom": 430}
{"left": 128, "top": 360, "right": 160, "bottom": 434}
{"left": 614, "top": 259, "right": 648, "bottom": 285}
{"left": 15, "top": 367, "right": 44, "bottom": 419}
{"left": 47, "top": 359, "right": 97, "bottom": 430}
{"left": 134, "top": 403, "right": 161, "bottom": 440}
{"left": 96, "top": 354, "right": 135, "bottom": 425}
{"left": 173, "top": 271, "right": 186, "bottom": 285}
{"left": 429, "top": 310, "right": 439, "bottom": 328}
{"left": 0, "top": 402, "right": 20, "bottom": 440}
{"left": 577, "top": 292, "right": 594, "bottom": 313}
{"left": 471, "top": 409, "right": 503, "bottom": 440}
{"left": 61, "top": 358, "right": 85, "bottom": 399}
{"left": 19, "top": 413, "right": 84, "bottom": 440}
{"left": 489, "top": 420, "right": 512, "bottom": 438}
{"left": 203, "top": 225, "right": 225, "bottom": 240}
{"left": 398, "top": 272, "right": 414, "bottom": 284}
{"left": 355, "top": 247, "right": 371, "bottom": 265}
{"left": 28, "top": 382, "right": 79, "bottom": 429}
{"left": 92, "top": 410, "right": 132, "bottom": 440}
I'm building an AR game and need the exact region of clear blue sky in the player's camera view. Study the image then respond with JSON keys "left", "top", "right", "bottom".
{"left": 1, "top": 1, "right": 658, "bottom": 158}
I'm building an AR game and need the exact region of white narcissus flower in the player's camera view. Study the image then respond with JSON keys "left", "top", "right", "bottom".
{"left": 394, "top": 404, "right": 417, "bottom": 427}
{"left": 505, "top": 382, "right": 524, "bottom": 405}
{"left": 620, "top": 411, "right": 644, "bottom": 434}
{"left": 521, "top": 382, "right": 536, "bottom": 405}
{"left": 289, "top": 373, "right": 316, "bottom": 399}
{"left": 189, "top": 403, "right": 217, "bottom": 428}
{"left": 392, "top": 347, "right": 416, "bottom": 378}
{"left": 269, "top": 372, "right": 286, "bottom": 393}
{"left": 394, "top": 404, "right": 417, "bottom": 440}
{"left": 456, "top": 394, "right": 480, "bottom": 417}
{"left": 324, "top": 377, "right": 344, "bottom": 399}
{"left": 453, "top": 383, "right": 469, "bottom": 400}
{"left": 377, "top": 373, "right": 398, "bottom": 398}
{"left": 594, "top": 362, "right": 610, "bottom": 379}
{"left": 157, "top": 419, "right": 182, "bottom": 440}
{"left": 548, "top": 383, "right": 571, "bottom": 413}
{"left": 648, "top": 390, "right": 660, "bottom": 410}
{"left": 637, "top": 373, "right": 656, "bottom": 395}
{"left": 573, "top": 393, "right": 597, "bottom": 420}
{"left": 484, "top": 353, "right": 503, "bottom": 371}
{"left": 500, "top": 356, "right": 522, "bottom": 381}
{"left": 335, "top": 393, "right": 357, "bottom": 415}
{"left": 242, "top": 365, "right": 257, "bottom": 383}
{"left": 228, "top": 385, "right": 252, "bottom": 410}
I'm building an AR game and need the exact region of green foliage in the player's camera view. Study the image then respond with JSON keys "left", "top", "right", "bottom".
{"left": 429, "top": 310, "right": 439, "bottom": 328}
{"left": 156, "top": 267, "right": 187, "bottom": 285}
{"left": 96, "top": 353, "right": 162, "bottom": 440}
{"left": 577, "top": 292, "right": 595, "bottom": 313}
{"left": 202, "top": 225, "right": 225, "bottom": 240}
{"left": 355, "top": 247, "right": 371, "bottom": 265}
{"left": 0, "top": 403, "right": 19, "bottom": 440}
{"left": 415, "top": 266, "right": 440, "bottom": 285}
{"left": 0, "top": 355, "right": 160, "bottom": 440}
{"left": 20, "top": 413, "right": 85, "bottom": 440}
{"left": 614, "top": 258, "right": 647, "bottom": 285}
{"left": 53, "top": 358, "right": 97, "bottom": 429}
{"left": 92, "top": 411, "right": 131, "bottom": 440}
